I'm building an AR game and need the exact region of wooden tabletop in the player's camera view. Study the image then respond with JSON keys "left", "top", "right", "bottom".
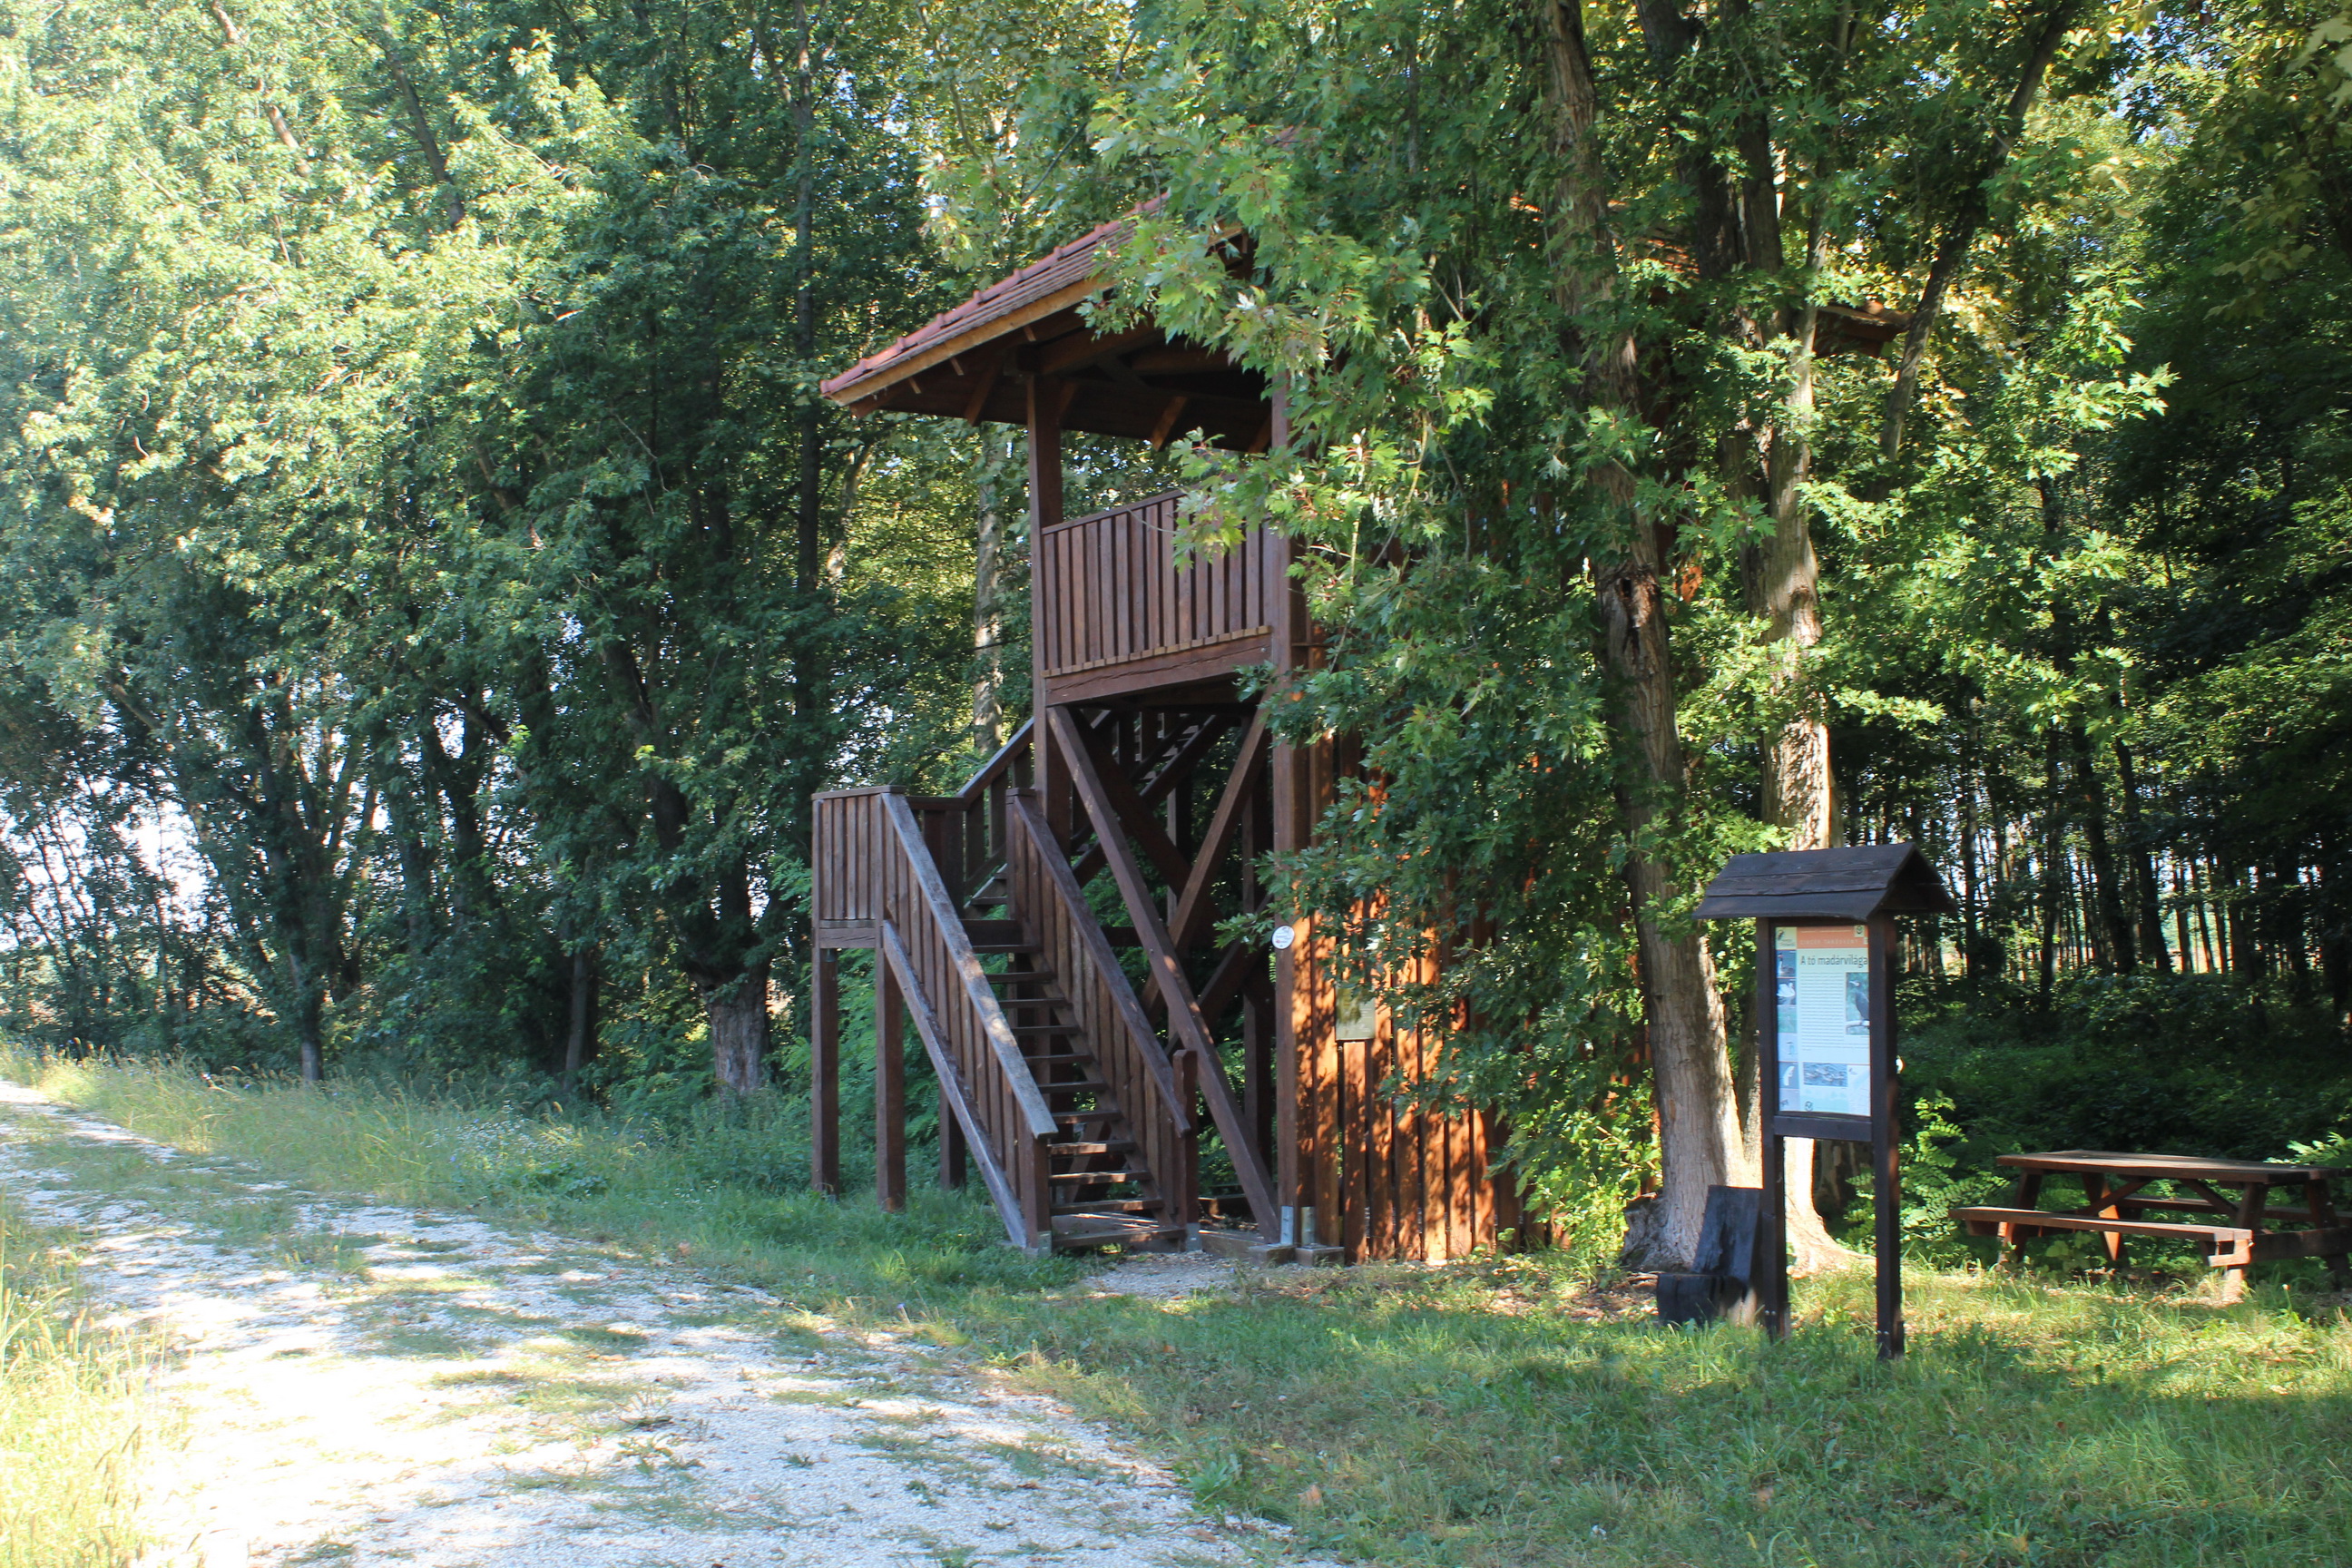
{"left": 1997, "top": 1150, "right": 2346, "bottom": 1182}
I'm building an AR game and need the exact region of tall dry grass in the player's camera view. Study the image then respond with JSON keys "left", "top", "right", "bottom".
{"left": 0, "top": 1200, "right": 155, "bottom": 1568}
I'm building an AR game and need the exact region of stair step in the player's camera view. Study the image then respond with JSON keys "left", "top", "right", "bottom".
{"left": 970, "top": 943, "right": 1043, "bottom": 955}
{"left": 984, "top": 969, "right": 1056, "bottom": 985}
{"left": 1010, "top": 1023, "right": 1083, "bottom": 1036}
{"left": 1048, "top": 1141, "right": 1135, "bottom": 1158}
{"left": 1050, "top": 1215, "right": 1186, "bottom": 1251}
{"left": 1025, "top": 1051, "right": 1093, "bottom": 1067}
{"left": 1049, "top": 1169, "right": 1149, "bottom": 1185}
{"left": 1053, "top": 1199, "right": 1161, "bottom": 1216}
{"left": 1038, "top": 1079, "right": 1110, "bottom": 1095}
{"left": 997, "top": 994, "right": 1073, "bottom": 1008}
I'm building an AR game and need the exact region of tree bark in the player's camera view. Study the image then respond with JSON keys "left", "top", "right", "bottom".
{"left": 707, "top": 963, "right": 770, "bottom": 1095}
{"left": 2113, "top": 739, "right": 2169, "bottom": 973}
{"left": 2320, "top": 849, "right": 2349, "bottom": 1033}
{"left": 1536, "top": 0, "right": 1742, "bottom": 1264}
{"left": 368, "top": 21, "right": 464, "bottom": 229}
{"left": 562, "top": 945, "right": 599, "bottom": 1094}
{"left": 207, "top": 2, "right": 309, "bottom": 173}
{"left": 288, "top": 946, "right": 325, "bottom": 1083}
{"left": 1544, "top": 0, "right": 1749, "bottom": 1269}
{"left": 1746, "top": 313, "right": 1861, "bottom": 1271}
{"left": 2037, "top": 732, "right": 2064, "bottom": 1007}
{"left": 972, "top": 430, "right": 1010, "bottom": 751}
{"left": 2069, "top": 724, "right": 2132, "bottom": 971}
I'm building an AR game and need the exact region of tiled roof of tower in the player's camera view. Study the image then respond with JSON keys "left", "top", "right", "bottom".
{"left": 819, "top": 207, "right": 1155, "bottom": 407}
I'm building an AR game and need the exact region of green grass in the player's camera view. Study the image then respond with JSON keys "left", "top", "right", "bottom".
{"left": 8, "top": 1048, "right": 2352, "bottom": 1565}
{"left": 0, "top": 1196, "right": 159, "bottom": 1568}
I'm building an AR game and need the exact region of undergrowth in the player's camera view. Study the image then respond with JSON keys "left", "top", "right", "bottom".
{"left": 7, "top": 1046, "right": 2352, "bottom": 1567}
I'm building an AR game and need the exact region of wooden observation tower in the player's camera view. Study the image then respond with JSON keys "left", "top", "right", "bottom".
{"left": 806, "top": 218, "right": 1524, "bottom": 1260}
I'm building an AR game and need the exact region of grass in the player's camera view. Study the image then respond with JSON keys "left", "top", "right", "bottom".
{"left": 0, "top": 1195, "right": 159, "bottom": 1568}
{"left": 7, "top": 1047, "right": 2352, "bottom": 1565}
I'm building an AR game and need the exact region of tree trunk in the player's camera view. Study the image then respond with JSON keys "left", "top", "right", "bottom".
{"left": 1601, "top": 553, "right": 1751, "bottom": 1269}
{"left": 708, "top": 963, "right": 769, "bottom": 1095}
{"left": 1544, "top": 0, "right": 1749, "bottom": 1269}
{"left": 562, "top": 945, "right": 599, "bottom": 1094}
{"left": 2227, "top": 863, "right": 2258, "bottom": 979}
{"left": 1749, "top": 302, "right": 1861, "bottom": 1275}
{"left": 1960, "top": 716, "right": 1984, "bottom": 972}
{"left": 2037, "top": 740, "right": 2063, "bottom": 1008}
{"left": 2113, "top": 739, "right": 2169, "bottom": 973}
{"left": 289, "top": 947, "right": 325, "bottom": 1083}
{"left": 2321, "top": 850, "right": 2350, "bottom": 1033}
{"left": 973, "top": 431, "right": 1010, "bottom": 751}
{"left": 2069, "top": 725, "right": 2132, "bottom": 970}
{"left": 1878, "top": 0, "right": 2086, "bottom": 459}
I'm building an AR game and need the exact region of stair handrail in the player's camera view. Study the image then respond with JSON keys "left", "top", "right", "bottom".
{"left": 910, "top": 718, "right": 1035, "bottom": 911}
{"left": 877, "top": 919, "right": 1041, "bottom": 1251}
{"left": 880, "top": 791, "right": 1057, "bottom": 1142}
{"left": 953, "top": 717, "right": 1033, "bottom": 804}
{"left": 1046, "top": 708, "right": 1280, "bottom": 1237}
{"left": 1006, "top": 790, "right": 1194, "bottom": 1135}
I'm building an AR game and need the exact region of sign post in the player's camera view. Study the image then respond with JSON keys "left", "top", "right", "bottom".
{"left": 1696, "top": 846, "right": 1955, "bottom": 1359}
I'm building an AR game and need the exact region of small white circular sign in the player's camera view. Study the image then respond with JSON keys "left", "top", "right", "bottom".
{"left": 1269, "top": 924, "right": 1296, "bottom": 951}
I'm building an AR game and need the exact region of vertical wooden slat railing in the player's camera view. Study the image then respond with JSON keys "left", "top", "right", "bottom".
{"left": 1044, "top": 710, "right": 1281, "bottom": 1238}
{"left": 1005, "top": 792, "right": 1197, "bottom": 1227}
{"left": 874, "top": 790, "right": 1057, "bottom": 1252}
{"left": 1035, "top": 492, "right": 1278, "bottom": 679}
{"left": 812, "top": 788, "right": 892, "bottom": 930}
{"left": 905, "top": 719, "right": 1034, "bottom": 912}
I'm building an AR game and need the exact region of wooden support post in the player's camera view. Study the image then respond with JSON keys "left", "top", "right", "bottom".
{"left": 2222, "top": 1181, "right": 2267, "bottom": 1304}
{"left": 2308, "top": 1178, "right": 2350, "bottom": 1289}
{"left": 1755, "top": 923, "right": 1788, "bottom": 1338}
{"left": 811, "top": 945, "right": 840, "bottom": 1195}
{"left": 1868, "top": 913, "right": 1904, "bottom": 1358}
{"left": 876, "top": 956, "right": 906, "bottom": 1213}
{"left": 1269, "top": 523, "right": 1309, "bottom": 1247}
{"left": 1244, "top": 976, "right": 1274, "bottom": 1174}
{"left": 1026, "top": 376, "right": 1071, "bottom": 848}
{"left": 941, "top": 1102, "right": 967, "bottom": 1190}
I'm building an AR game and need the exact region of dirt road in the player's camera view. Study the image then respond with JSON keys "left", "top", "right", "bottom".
{"left": 0, "top": 1083, "right": 1317, "bottom": 1568}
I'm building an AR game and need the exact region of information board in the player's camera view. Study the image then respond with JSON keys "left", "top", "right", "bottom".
{"left": 1775, "top": 925, "right": 1871, "bottom": 1119}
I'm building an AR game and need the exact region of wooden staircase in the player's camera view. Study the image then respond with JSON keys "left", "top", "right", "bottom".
{"left": 813, "top": 721, "right": 1201, "bottom": 1252}
{"left": 978, "top": 936, "right": 1184, "bottom": 1247}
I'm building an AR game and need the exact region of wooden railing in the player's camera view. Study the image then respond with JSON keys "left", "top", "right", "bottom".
{"left": 874, "top": 791, "right": 1057, "bottom": 1251}
{"left": 1035, "top": 491, "right": 1279, "bottom": 679}
{"left": 812, "top": 786, "right": 891, "bottom": 932}
{"left": 1006, "top": 791, "right": 1196, "bottom": 1224}
{"left": 817, "top": 720, "right": 1032, "bottom": 931}
{"left": 1044, "top": 710, "right": 1280, "bottom": 1237}
{"left": 907, "top": 718, "right": 1032, "bottom": 912}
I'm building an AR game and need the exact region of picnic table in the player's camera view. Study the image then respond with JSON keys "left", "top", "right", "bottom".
{"left": 1953, "top": 1150, "right": 2352, "bottom": 1300}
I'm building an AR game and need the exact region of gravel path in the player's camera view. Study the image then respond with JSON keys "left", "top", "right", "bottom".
{"left": 0, "top": 1083, "right": 1325, "bottom": 1568}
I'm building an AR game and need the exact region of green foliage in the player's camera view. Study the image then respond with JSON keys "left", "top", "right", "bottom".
{"left": 0, "top": 0, "right": 2347, "bottom": 1259}
{"left": 1904, "top": 974, "right": 2352, "bottom": 1165}
{"left": 0, "top": 0, "right": 1055, "bottom": 1091}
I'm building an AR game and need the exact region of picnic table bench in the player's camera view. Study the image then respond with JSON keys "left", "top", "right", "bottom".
{"left": 1952, "top": 1149, "right": 2351, "bottom": 1300}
